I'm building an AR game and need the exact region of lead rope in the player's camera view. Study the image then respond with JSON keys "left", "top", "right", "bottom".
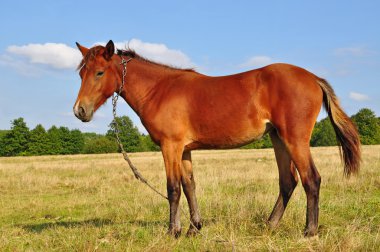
{"left": 111, "top": 56, "right": 168, "bottom": 200}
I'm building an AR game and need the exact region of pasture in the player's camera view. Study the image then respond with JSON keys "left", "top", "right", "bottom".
{"left": 0, "top": 146, "right": 379, "bottom": 251}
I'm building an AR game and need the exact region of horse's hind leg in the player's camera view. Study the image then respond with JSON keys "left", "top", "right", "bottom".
{"left": 181, "top": 151, "right": 202, "bottom": 236}
{"left": 288, "top": 143, "right": 321, "bottom": 236}
{"left": 268, "top": 130, "right": 299, "bottom": 228}
{"left": 281, "top": 135, "right": 321, "bottom": 236}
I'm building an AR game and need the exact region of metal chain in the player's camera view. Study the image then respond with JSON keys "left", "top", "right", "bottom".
{"left": 111, "top": 56, "right": 168, "bottom": 200}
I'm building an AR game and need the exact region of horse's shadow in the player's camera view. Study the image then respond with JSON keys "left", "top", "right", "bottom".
{"left": 21, "top": 218, "right": 113, "bottom": 233}
{"left": 20, "top": 218, "right": 166, "bottom": 233}
{"left": 126, "top": 219, "right": 166, "bottom": 227}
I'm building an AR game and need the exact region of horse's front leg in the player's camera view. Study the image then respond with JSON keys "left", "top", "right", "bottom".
{"left": 161, "top": 141, "right": 184, "bottom": 238}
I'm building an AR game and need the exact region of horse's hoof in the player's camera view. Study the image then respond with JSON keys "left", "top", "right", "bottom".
{"left": 266, "top": 220, "right": 279, "bottom": 230}
{"left": 167, "top": 228, "right": 181, "bottom": 238}
{"left": 304, "top": 228, "right": 318, "bottom": 237}
{"left": 186, "top": 227, "right": 199, "bottom": 237}
{"left": 186, "top": 222, "right": 202, "bottom": 237}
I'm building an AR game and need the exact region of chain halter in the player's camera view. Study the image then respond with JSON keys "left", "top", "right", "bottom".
{"left": 111, "top": 55, "right": 168, "bottom": 200}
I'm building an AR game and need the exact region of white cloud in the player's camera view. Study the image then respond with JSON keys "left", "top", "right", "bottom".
{"left": 334, "top": 46, "right": 374, "bottom": 57}
{"left": 6, "top": 43, "right": 81, "bottom": 69}
{"left": 0, "top": 54, "right": 46, "bottom": 76}
{"left": 105, "top": 39, "right": 195, "bottom": 68}
{"left": 239, "top": 56, "right": 272, "bottom": 68}
{"left": 2, "top": 39, "right": 195, "bottom": 72}
{"left": 349, "top": 92, "right": 370, "bottom": 101}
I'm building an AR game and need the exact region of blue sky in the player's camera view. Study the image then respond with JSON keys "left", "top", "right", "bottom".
{"left": 1, "top": 1, "right": 379, "bottom": 134}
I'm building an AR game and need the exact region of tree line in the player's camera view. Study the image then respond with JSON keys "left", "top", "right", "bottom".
{"left": 0, "top": 116, "right": 159, "bottom": 157}
{"left": 0, "top": 108, "right": 379, "bottom": 157}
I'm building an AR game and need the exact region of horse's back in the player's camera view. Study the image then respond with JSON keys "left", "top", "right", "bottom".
{"left": 184, "top": 63, "right": 323, "bottom": 149}
{"left": 145, "top": 63, "right": 323, "bottom": 149}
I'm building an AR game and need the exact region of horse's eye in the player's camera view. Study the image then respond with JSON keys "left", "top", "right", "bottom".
{"left": 96, "top": 71, "right": 104, "bottom": 77}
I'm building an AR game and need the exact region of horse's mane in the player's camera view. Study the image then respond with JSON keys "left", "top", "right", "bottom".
{"left": 76, "top": 45, "right": 195, "bottom": 73}
{"left": 117, "top": 49, "right": 195, "bottom": 72}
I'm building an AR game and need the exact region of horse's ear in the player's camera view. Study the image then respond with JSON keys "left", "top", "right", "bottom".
{"left": 76, "top": 42, "right": 89, "bottom": 56}
{"left": 103, "top": 40, "right": 115, "bottom": 61}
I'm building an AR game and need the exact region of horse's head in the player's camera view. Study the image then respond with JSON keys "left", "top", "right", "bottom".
{"left": 73, "top": 40, "right": 119, "bottom": 122}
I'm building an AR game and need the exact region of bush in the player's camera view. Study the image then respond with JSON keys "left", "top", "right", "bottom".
{"left": 82, "top": 136, "right": 118, "bottom": 154}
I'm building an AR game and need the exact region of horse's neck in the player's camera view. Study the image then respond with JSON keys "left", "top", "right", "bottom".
{"left": 120, "top": 60, "right": 174, "bottom": 116}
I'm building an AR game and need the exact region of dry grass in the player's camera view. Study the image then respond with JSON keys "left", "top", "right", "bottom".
{"left": 0, "top": 146, "right": 379, "bottom": 251}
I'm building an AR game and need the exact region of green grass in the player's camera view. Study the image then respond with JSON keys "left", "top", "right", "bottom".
{"left": 0, "top": 146, "right": 379, "bottom": 251}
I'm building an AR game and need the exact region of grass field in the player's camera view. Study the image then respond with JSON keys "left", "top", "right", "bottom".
{"left": 0, "top": 146, "right": 379, "bottom": 251}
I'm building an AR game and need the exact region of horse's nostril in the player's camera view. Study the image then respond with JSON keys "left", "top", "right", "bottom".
{"left": 78, "top": 106, "right": 86, "bottom": 117}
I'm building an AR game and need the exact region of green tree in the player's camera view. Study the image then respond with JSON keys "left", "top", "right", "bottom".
{"left": 83, "top": 136, "right": 118, "bottom": 154}
{"left": 28, "top": 124, "right": 49, "bottom": 155}
{"left": 0, "top": 130, "right": 8, "bottom": 155}
{"left": 107, "top": 116, "right": 142, "bottom": 152}
{"left": 46, "top": 126, "right": 63, "bottom": 155}
{"left": 311, "top": 117, "right": 337, "bottom": 146}
{"left": 55, "top": 127, "right": 84, "bottom": 154}
{"left": 139, "top": 134, "right": 160, "bottom": 152}
{"left": 82, "top": 132, "right": 101, "bottom": 141}
{"left": 351, "top": 108, "right": 380, "bottom": 144}
{"left": 0, "top": 118, "right": 30, "bottom": 156}
{"left": 82, "top": 132, "right": 103, "bottom": 153}
{"left": 58, "top": 127, "right": 71, "bottom": 154}
{"left": 68, "top": 129, "right": 85, "bottom": 154}
{"left": 0, "top": 130, "right": 8, "bottom": 140}
{"left": 44, "top": 127, "right": 85, "bottom": 155}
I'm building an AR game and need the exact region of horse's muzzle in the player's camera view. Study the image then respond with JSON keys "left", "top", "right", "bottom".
{"left": 73, "top": 104, "right": 93, "bottom": 122}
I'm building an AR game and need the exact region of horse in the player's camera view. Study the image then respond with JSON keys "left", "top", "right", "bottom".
{"left": 73, "top": 40, "right": 361, "bottom": 237}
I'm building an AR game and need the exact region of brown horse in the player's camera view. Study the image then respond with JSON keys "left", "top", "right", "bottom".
{"left": 73, "top": 40, "right": 361, "bottom": 237}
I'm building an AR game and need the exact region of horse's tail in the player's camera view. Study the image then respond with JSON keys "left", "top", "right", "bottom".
{"left": 317, "top": 78, "right": 361, "bottom": 176}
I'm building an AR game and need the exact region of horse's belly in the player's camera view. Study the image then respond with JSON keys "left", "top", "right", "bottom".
{"left": 186, "top": 119, "right": 271, "bottom": 150}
